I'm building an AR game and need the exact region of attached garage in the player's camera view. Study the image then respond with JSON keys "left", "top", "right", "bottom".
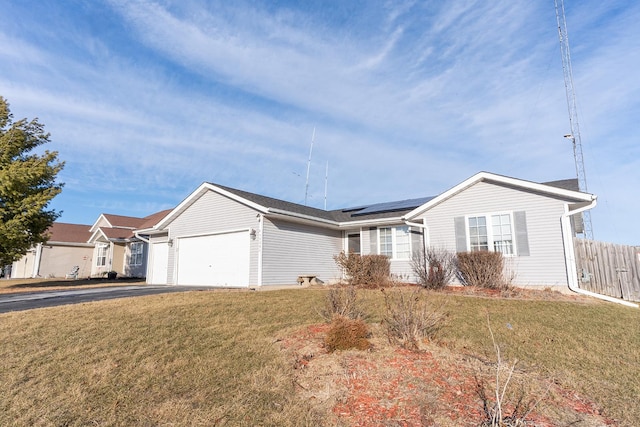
{"left": 175, "top": 231, "right": 250, "bottom": 287}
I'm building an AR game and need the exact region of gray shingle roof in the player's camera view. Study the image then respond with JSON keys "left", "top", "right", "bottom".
{"left": 212, "top": 176, "right": 581, "bottom": 225}
{"left": 213, "top": 183, "right": 429, "bottom": 223}
{"left": 542, "top": 178, "right": 580, "bottom": 192}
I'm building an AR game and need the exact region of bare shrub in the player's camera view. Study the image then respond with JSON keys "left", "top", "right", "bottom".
{"left": 319, "top": 285, "right": 364, "bottom": 322}
{"left": 381, "top": 287, "right": 447, "bottom": 351}
{"left": 324, "top": 315, "right": 371, "bottom": 352}
{"left": 333, "top": 251, "right": 390, "bottom": 288}
{"left": 411, "top": 247, "right": 456, "bottom": 289}
{"left": 476, "top": 316, "right": 549, "bottom": 426}
{"left": 456, "top": 251, "right": 508, "bottom": 289}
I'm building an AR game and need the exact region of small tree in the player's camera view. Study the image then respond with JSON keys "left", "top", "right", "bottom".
{"left": 0, "top": 97, "right": 64, "bottom": 266}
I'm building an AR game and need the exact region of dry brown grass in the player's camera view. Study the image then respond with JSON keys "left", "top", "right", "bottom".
{"left": 0, "top": 286, "right": 638, "bottom": 426}
{"left": 0, "top": 289, "right": 327, "bottom": 426}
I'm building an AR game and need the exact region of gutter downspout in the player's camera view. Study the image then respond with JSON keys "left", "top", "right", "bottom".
{"left": 404, "top": 219, "right": 429, "bottom": 253}
{"left": 32, "top": 243, "right": 43, "bottom": 278}
{"left": 257, "top": 214, "right": 264, "bottom": 287}
{"left": 405, "top": 219, "right": 429, "bottom": 284}
{"left": 561, "top": 199, "right": 638, "bottom": 308}
{"left": 134, "top": 231, "right": 150, "bottom": 244}
{"left": 134, "top": 232, "right": 151, "bottom": 282}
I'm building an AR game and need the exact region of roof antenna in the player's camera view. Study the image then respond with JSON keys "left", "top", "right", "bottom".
{"left": 304, "top": 127, "right": 315, "bottom": 206}
{"left": 324, "top": 161, "right": 329, "bottom": 210}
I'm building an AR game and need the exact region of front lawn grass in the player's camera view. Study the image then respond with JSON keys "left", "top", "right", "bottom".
{"left": 0, "top": 288, "right": 638, "bottom": 426}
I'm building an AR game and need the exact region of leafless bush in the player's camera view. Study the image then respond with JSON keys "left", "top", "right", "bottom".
{"left": 476, "top": 315, "right": 549, "bottom": 426}
{"left": 319, "top": 285, "right": 365, "bottom": 322}
{"left": 381, "top": 287, "right": 447, "bottom": 351}
{"left": 333, "top": 251, "right": 390, "bottom": 288}
{"left": 411, "top": 247, "right": 456, "bottom": 289}
{"left": 456, "top": 251, "right": 508, "bottom": 289}
{"left": 324, "top": 315, "right": 371, "bottom": 352}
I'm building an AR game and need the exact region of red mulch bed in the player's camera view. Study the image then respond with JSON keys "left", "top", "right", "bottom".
{"left": 279, "top": 321, "right": 614, "bottom": 426}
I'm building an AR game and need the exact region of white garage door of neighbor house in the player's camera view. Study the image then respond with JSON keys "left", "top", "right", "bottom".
{"left": 176, "top": 231, "right": 250, "bottom": 287}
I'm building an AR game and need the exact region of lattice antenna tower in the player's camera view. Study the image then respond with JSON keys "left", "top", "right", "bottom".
{"left": 554, "top": 0, "right": 593, "bottom": 239}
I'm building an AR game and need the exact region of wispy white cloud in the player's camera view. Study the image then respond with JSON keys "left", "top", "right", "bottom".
{"left": 0, "top": 0, "right": 638, "bottom": 244}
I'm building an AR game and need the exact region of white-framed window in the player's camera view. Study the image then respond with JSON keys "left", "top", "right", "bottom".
{"left": 467, "top": 213, "right": 514, "bottom": 255}
{"left": 96, "top": 244, "right": 108, "bottom": 266}
{"left": 129, "top": 242, "right": 144, "bottom": 266}
{"left": 346, "top": 232, "right": 361, "bottom": 255}
{"left": 378, "top": 226, "right": 411, "bottom": 259}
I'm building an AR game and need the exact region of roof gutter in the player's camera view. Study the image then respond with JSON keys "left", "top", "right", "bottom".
{"left": 560, "top": 198, "right": 638, "bottom": 308}
{"left": 339, "top": 216, "right": 407, "bottom": 228}
{"left": 134, "top": 231, "right": 150, "bottom": 244}
{"left": 267, "top": 208, "right": 340, "bottom": 228}
{"left": 404, "top": 219, "right": 429, "bottom": 248}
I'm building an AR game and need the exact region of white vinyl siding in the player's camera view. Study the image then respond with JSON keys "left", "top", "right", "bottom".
{"left": 162, "top": 190, "right": 341, "bottom": 286}
{"left": 261, "top": 218, "right": 341, "bottom": 285}
{"left": 164, "top": 191, "right": 261, "bottom": 286}
{"left": 415, "top": 180, "right": 571, "bottom": 287}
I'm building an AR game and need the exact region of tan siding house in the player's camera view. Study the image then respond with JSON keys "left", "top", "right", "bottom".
{"left": 88, "top": 210, "right": 171, "bottom": 279}
{"left": 10, "top": 223, "right": 93, "bottom": 279}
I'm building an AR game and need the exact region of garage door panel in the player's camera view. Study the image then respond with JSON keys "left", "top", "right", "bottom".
{"left": 176, "top": 232, "right": 249, "bottom": 287}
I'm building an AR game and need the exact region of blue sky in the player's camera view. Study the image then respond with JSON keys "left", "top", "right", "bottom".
{"left": 1, "top": 0, "right": 638, "bottom": 245}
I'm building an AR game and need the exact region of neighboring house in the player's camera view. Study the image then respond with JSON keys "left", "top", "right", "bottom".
{"left": 140, "top": 172, "right": 595, "bottom": 291}
{"left": 88, "top": 210, "right": 171, "bottom": 278}
{"left": 10, "top": 222, "right": 93, "bottom": 279}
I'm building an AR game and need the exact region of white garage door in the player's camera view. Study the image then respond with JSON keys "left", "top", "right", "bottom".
{"left": 176, "top": 231, "right": 250, "bottom": 287}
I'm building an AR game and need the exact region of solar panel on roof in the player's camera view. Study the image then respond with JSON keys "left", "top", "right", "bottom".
{"left": 351, "top": 196, "right": 434, "bottom": 216}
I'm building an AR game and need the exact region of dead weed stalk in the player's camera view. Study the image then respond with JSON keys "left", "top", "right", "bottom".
{"left": 477, "top": 315, "right": 550, "bottom": 426}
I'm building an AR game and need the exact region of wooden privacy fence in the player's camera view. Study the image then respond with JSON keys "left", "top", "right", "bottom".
{"left": 573, "top": 238, "right": 640, "bottom": 302}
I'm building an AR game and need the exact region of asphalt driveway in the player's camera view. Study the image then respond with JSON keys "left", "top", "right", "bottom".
{"left": 0, "top": 285, "right": 213, "bottom": 313}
